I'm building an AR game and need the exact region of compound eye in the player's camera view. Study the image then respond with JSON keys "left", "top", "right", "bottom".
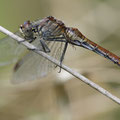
{"left": 20, "top": 25, "right": 24, "bottom": 29}
{"left": 27, "top": 20, "right": 30, "bottom": 24}
{"left": 24, "top": 20, "right": 30, "bottom": 26}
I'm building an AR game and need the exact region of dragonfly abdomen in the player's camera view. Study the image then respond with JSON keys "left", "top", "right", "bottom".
{"left": 65, "top": 27, "right": 120, "bottom": 66}
{"left": 84, "top": 38, "right": 120, "bottom": 66}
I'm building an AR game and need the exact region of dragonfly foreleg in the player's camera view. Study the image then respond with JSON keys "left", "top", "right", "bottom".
{"left": 40, "top": 38, "right": 50, "bottom": 53}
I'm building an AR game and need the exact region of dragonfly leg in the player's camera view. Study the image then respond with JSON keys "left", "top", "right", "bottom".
{"left": 45, "top": 37, "right": 66, "bottom": 42}
{"left": 17, "top": 36, "right": 36, "bottom": 44}
{"left": 28, "top": 37, "right": 36, "bottom": 43}
{"left": 47, "top": 36, "right": 65, "bottom": 40}
{"left": 58, "top": 41, "right": 68, "bottom": 72}
{"left": 33, "top": 27, "right": 51, "bottom": 53}
{"left": 44, "top": 36, "right": 68, "bottom": 72}
{"left": 28, "top": 38, "right": 51, "bottom": 52}
{"left": 40, "top": 38, "right": 51, "bottom": 53}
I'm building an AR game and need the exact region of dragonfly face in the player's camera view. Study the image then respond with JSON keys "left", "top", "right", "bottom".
{"left": 19, "top": 21, "right": 36, "bottom": 42}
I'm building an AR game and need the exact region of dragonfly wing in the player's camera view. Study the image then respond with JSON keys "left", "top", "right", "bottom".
{"left": 11, "top": 37, "right": 66, "bottom": 84}
{"left": 0, "top": 31, "right": 27, "bottom": 66}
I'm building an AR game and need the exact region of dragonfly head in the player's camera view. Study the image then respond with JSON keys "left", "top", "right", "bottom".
{"left": 19, "top": 21, "right": 35, "bottom": 40}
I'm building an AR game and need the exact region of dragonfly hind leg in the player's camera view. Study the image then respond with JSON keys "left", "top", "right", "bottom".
{"left": 44, "top": 36, "right": 68, "bottom": 72}
{"left": 58, "top": 41, "right": 68, "bottom": 72}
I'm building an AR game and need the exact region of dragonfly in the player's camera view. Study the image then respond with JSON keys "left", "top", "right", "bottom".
{"left": 0, "top": 16, "right": 120, "bottom": 83}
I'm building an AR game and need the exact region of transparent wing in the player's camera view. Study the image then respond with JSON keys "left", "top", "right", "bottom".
{"left": 0, "top": 31, "right": 27, "bottom": 66}
{"left": 11, "top": 37, "right": 66, "bottom": 84}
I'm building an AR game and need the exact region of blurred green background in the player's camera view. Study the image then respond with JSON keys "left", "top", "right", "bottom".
{"left": 0, "top": 0, "right": 120, "bottom": 120}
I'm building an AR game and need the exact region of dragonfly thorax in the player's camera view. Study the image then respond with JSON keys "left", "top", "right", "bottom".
{"left": 36, "top": 16, "right": 66, "bottom": 39}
